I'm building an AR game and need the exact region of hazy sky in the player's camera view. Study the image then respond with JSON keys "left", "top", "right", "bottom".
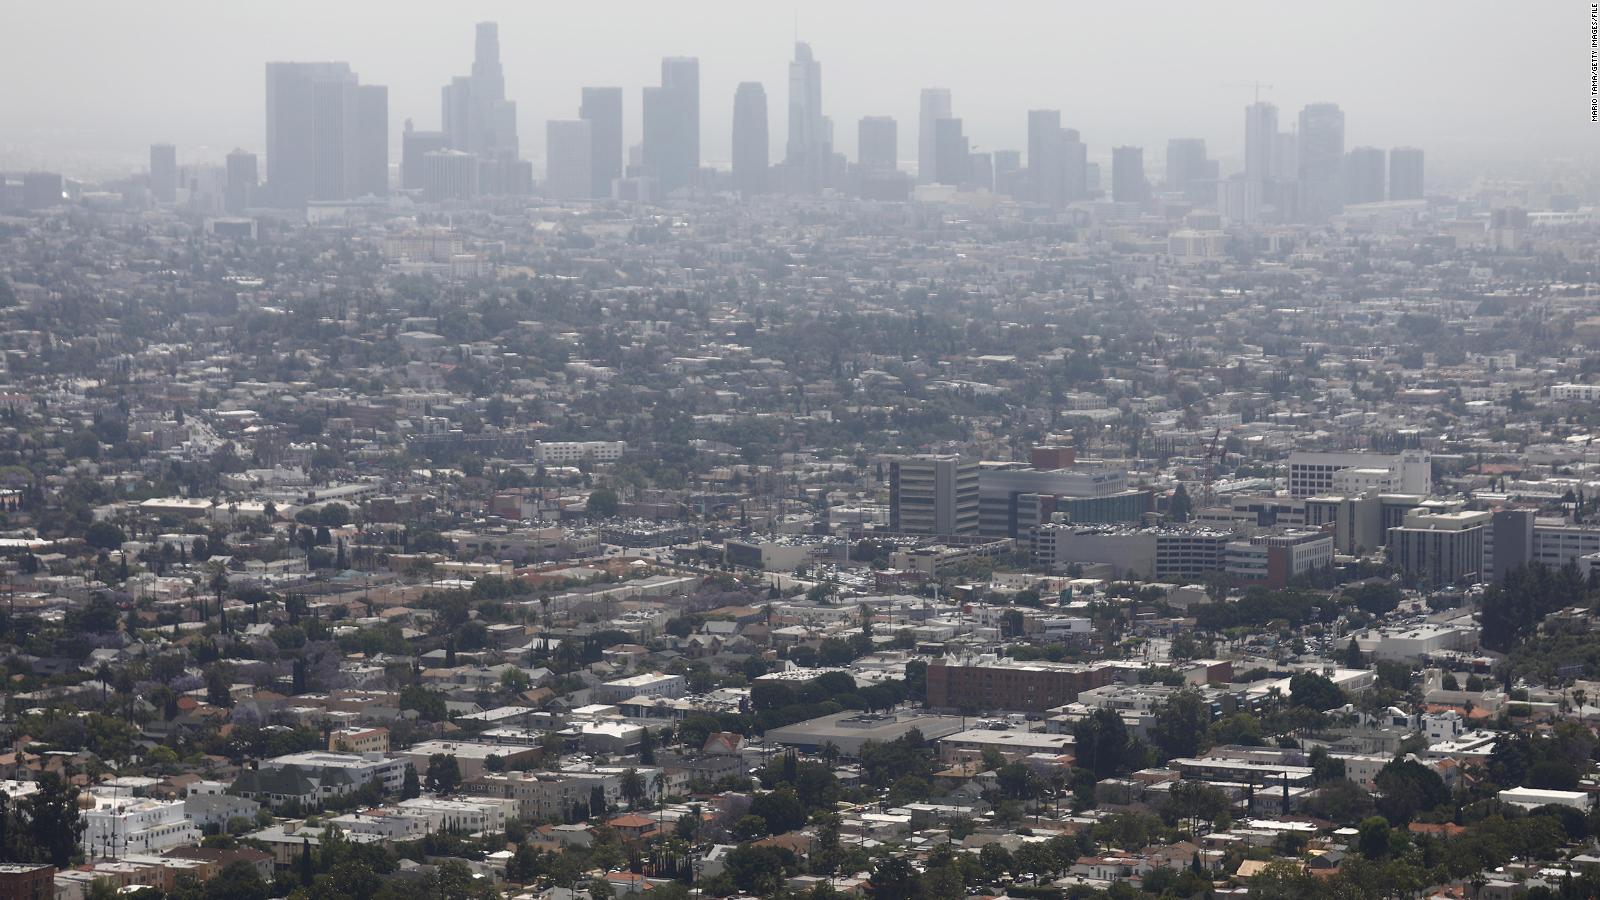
{"left": 2, "top": 1, "right": 1593, "bottom": 179}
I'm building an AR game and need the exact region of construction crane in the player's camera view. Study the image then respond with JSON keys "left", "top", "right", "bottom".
{"left": 1224, "top": 81, "right": 1275, "bottom": 103}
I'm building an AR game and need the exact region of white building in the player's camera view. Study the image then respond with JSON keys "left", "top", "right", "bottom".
{"left": 535, "top": 441, "right": 626, "bottom": 465}
{"left": 83, "top": 796, "right": 201, "bottom": 859}
{"left": 1286, "top": 450, "right": 1431, "bottom": 498}
{"left": 1499, "top": 787, "right": 1592, "bottom": 810}
{"left": 597, "top": 672, "right": 685, "bottom": 702}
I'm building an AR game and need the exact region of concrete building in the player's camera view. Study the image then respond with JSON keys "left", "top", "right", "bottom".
{"left": 1033, "top": 523, "right": 1232, "bottom": 581}
{"left": 545, "top": 120, "right": 593, "bottom": 200}
{"left": 1287, "top": 450, "right": 1431, "bottom": 498}
{"left": 765, "top": 710, "right": 967, "bottom": 757}
{"left": 976, "top": 462, "right": 1131, "bottom": 539}
{"left": 1387, "top": 508, "right": 1490, "bottom": 586}
{"left": 890, "top": 455, "right": 979, "bottom": 536}
{"left": 83, "top": 796, "right": 200, "bottom": 859}
{"left": 926, "top": 655, "right": 1118, "bottom": 713}
{"left": 1224, "top": 529, "right": 1334, "bottom": 588}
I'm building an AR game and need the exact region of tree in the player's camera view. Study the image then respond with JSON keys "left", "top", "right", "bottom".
{"left": 639, "top": 726, "right": 656, "bottom": 764}
{"left": 1152, "top": 689, "right": 1211, "bottom": 760}
{"left": 867, "top": 855, "right": 920, "bottom": 900}
{"left": 84, "top": 521, "right": 126, "bottom": 551}
{"left": 1289, "top": 671, "right": 1345, "bottom": 711}
{"left": 586, "top": 488, "right": 620, "bottom": 518}
{"left": 1373, "top": 759, "right": 1447, "bottom": 824}
{"left": 1168, "top": 484, "right": 1192, "bottom": 523}
{"left": 203, "top": 860, "right": 269, "bottom": 900}
{"left": 724, "top": 844, "right": 796, "bottom": 896}
{"left": 1357, "top": 816, "right": 1392, "bottom": 859}
{"left": 620, "top": 768, "right": 645, "bottom": 808}
{"left": 401, "top": 765, "right": 421, "bottom": 799}
{"left": 1073, "top": 708, "right": 1129, "bottom": 778}
{"left": 20, "top": 773, "right": 85, "bottom": 868}
{"left": 425, "top": 754, "right": 461, "bottom": 795}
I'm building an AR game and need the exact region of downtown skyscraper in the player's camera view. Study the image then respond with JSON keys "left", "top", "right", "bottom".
{"left": 643, "top": 57, "right": 700, "bottom": 195}
{"left": 785, "top": 43, "right": 829, "bottom": 192}
{"left": 264, "top": 62, "right": 387, "bottom": 206}
{"left": 918, "top": 88, "right": 951, "bottom": 184}
{"left": 1298, "top": 102, "right": 1346, "bottom": 222}
{"left": 580, "top": 87, "right": 623, "bottom": 199}
{"left": 732, "top": 82, "right": 769, "bottom": 196}
{"left": 441, "top": 22, "right": 526, "bottom": 194}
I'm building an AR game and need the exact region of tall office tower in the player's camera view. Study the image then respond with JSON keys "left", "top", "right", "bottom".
{"left": 150, "top": 143, "right": 177, "bottom": 203}
{"left": 785, "top": 43, "right": 827, "bottom": 190}
{"left": 544, "top": 120, "right": 593, "bottom": 200}
{"left": 932, "top": 117, "right": 969, "bottom": 186}
{"left": 1060, "top": 128, "right": 1087, "bottom": 202}
{"left": 1217, "top": 173, "right": 1262, "bottom": 224}
{"left": 731, "top": 82, "right": 769, "bottom": 196}
{"left": 357, "top": 84, "right": 388, "bottom": 196}
{"left": 969, "top": 152, "right": 994, "bottom": 192}
{"left": 917, "top": 88, "right": 951, "bottom": 183}
{"left": 1297, "top": 102, "right": 1345, "bottom": 221}
{"left": 857, "top": 116, "right": 897, "bottom": 171}
{"left": 440, "top": 21, "right": 520, "bottom": 196}
{"left": 1388, "top": 146, "right": 1424, "bottom": 200}
{"left": 224, "top": 149, "right": 257, "bottom": 213}
{"left": 1243, "top": 101, "right": 1277, "bottom": 184}
{"left": 889, "top": 454, "right": 979, "bottom": 536}
{"left": 1273, "top": 132, "right": 1298, "bottom": 182}
{"left": 420, "top": 149, "right": 479, "bottom": 202}
{"left": 643, "top": 57, "right": 700, "bottom": 194}
{"left": 310, "top": 69, "right": 360, "bottom": 202}
{"left": 992, "top": 149, "right": 1021, "bottom": 183}
{"left": 401, "top": 122, "right": 449, "bottom": 191}
{"left": 1111, "top": 146, "right": 1147, "bottom": 203}
{"left": 1028, "top": 109, "right": 1063, "bottom": 205}
{"left": 580, "top": 87, "right": 623, "bottom": 199}
{"left": 1343, "top": 146, "right": 1385, "bottom": 205}
{"left": 442, "top": 76, "right": 473, "bottom": 151}
{"left": 266, "top": 61, "right": 368, "bottom": 205}
{"left": 1165, "top": 138, "right": 1209, "bottom": 193}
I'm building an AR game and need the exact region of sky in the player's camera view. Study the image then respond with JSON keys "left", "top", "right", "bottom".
{"left": 1, "top": 1, "right": 1593, "bottom": 180}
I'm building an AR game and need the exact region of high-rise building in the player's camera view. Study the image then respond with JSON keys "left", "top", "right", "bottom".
{"left": 1343, "top": 146, "right": 1385, "bottom": 205}
{"left": 420, "top": 149, "right": 479, "bottom": 203}
{"left": 992, "top": 148, "right": 1021, "bottom": 191}
{"left": 266, "top": 62, "right": 383, "bottom": 205}
{"left": 1243, "top": 101, "right": 1277, "bottom": 184}
{"left": 544, "top": 120, "right": 592, "bottom": 200}
{"left": 224, "top": 148, "right": 258, "bottom": 213}
{"left": 1028, "top": 109, "right": 1063, "bottom": 206}
{"left": 357, "top": 84, "right": 388, "bottom": 196}
{"left": 1388, "top": 147, "right": 1424, "bottom": 201}
{"left": 1111, "top": 146, "right": 1147, "bottom": 203}
{"left": 150, "top": 143, "right": 177, "bottom": 203}
{"left": 439, "top": 22, "right": 521, "bottom": 196}
{"left": 1165, "top": 138, "right": 1209, "bottom": 194}
{"left": 889, "top": 455, "right": 979, "bottom": 536}
{"left": 731, "top": 82, "right": 769, "bottom": 196}
{"left": 402, "top": 122, "right": 449, "bottom": 191}
{"left": 643, "top": 58, "right": 700, "bottom": 195}
{"left": 1297, "top": 102, "right": 1345, "bottom": 221}
{"left": 785, "top": 43, "right": 827, "bottom": 191}
{"left": 1060, "top": 128, "right": 1088, "bottom": 202}
{"left": 580, "top": 87, "right": 623, "bottom": 199}
{"left": 857, "top": 116, "right": 897, "bottom": 171}
{"left": 932, "top": 117, "right": 969, "bottom": 186}
{"left": 917, "top": 88, "right": 951, "bottom": 184}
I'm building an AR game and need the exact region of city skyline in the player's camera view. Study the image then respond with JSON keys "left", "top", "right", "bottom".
{"left": 3, "top": 0, "right": 1593, "bottom": 180}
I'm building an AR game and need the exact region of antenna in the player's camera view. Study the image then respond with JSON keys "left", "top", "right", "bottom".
{"left": 1224, "top": 81, "right": 1276, "bottom": 103}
